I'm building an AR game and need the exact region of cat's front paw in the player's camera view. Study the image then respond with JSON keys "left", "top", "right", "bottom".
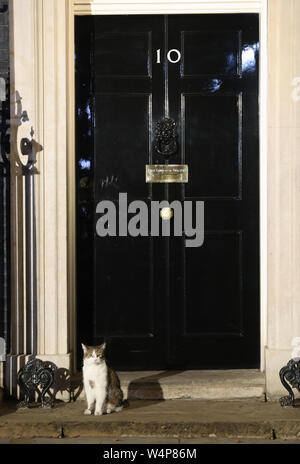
{"left": 94, "top": 410, "right": 103, "bottom": 416}
{"left": 84, "top": 408, "right": 92, "bottom": 415}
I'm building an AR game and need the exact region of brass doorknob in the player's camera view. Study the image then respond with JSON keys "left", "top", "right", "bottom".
{"left": 160, "top": 207, "right": 173, "bottom": 220}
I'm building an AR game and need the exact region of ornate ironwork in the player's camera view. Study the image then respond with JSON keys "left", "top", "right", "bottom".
{"left": 17, "top": 358, "right": 57, "bottom": 408}
{"left": 8, "top": 91, "right": 43, "bottom": 176}
{"left": 154, "top": 118, "right": 178, "bottom": 159}
{"left": 20, "top": 137, "right": 33, "bottom": 156}
{"left": 279, "top": 358, "right": 300, "bottom": 407}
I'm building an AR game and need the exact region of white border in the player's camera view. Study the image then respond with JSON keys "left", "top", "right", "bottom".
{"left": 72, "top": 0, "right": 268, "bottom": 372}
{"left": 74, "top": 0, "right": 263, "bottom": 15}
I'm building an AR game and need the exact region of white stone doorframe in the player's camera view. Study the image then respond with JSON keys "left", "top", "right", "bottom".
{"left": 4, "top": 0, "right": 300, "bottom": 400}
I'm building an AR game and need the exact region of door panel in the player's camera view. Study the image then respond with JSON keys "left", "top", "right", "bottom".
{"left": 184, "top": 93, "right": 241, "bottom": 197}
{"left": 94, "top": 236, "right": 154, "bottom": 337}
{"left": 94, "top": 32, "right": 152, "bottom": 78}
{"left": 75, "top": 14, "right": 260, "bottom": 369}
{"left": 168, "top": 14, "right": 259, "bottom": 368}
{"left": 181, "top": 30, "right": 241, "bottom": 77}
{"left": 95, "top": 93, "right": 151, "bottom": 197}
{"left": 76, "top": 16, "right": 167, "bottom": 369}
{"left": 184, "top": 232, "right": 243, "bottom": 335}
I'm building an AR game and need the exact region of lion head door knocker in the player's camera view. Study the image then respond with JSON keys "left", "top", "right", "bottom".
{"left": 154, "top": 118, "right": 178, "bottom": 160}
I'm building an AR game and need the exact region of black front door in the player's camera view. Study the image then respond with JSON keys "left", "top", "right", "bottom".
{"left": 75, "top": 14, "right": 260, "bottom": 369}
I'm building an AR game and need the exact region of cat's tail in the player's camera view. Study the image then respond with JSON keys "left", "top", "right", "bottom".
{"left": 122, "top": 399, "right": 130, "bottom": 408}
{"left": 114, "top": 399, "right": 129, "bottom": 413}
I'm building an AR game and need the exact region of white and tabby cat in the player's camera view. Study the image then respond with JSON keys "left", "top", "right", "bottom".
{"left": 81, "top": 342, "right": 126, "bottom": 416}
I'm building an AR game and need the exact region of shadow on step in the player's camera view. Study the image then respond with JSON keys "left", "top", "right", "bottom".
{"left": 55, "top": 368, "right": 83, "bottom": 402}
{"left": 127, "top": 370, "right": 185, "bottom": 410}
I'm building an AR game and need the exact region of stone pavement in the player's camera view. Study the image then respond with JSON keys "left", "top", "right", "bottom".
{"left": 0, "top": 437, "right": 299, "bottom": 444}
{"left": 87, "top": 370, "right": 266, "bottom": 401}
{"left": 1, "top": 398, "right": 300, "bottom": 441}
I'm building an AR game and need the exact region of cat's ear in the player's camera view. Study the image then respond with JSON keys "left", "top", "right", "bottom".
{"left": 100, "top": 342, "right": 106, "bottom": 351}
{"left": 81, "top": 343, "right": 87, "bottom": 352}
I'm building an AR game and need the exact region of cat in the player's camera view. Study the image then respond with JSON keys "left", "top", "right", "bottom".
{"left": 81, "top": 342, "right": 126, "bottom": 416}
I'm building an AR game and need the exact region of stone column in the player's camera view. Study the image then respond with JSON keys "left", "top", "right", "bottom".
{"left": 6, "top": 0, "right": 73, "bottom": 397}
{"left": 32, "top": 0, "right": 71, "bottom": 370}
{"left": 266, "top": 0, "right": 300, "bottom": 398}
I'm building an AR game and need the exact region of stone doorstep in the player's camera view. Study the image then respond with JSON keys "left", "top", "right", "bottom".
{"left": 1, "top": 400, "right": 300, "bottom": 440}
{"left": 73, "top": 370, "right": 266, "bottom": 401}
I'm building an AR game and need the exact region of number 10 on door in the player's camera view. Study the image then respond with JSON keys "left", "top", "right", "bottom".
{"left": 156, "top": 49, "right": 181, "bottom": 64}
